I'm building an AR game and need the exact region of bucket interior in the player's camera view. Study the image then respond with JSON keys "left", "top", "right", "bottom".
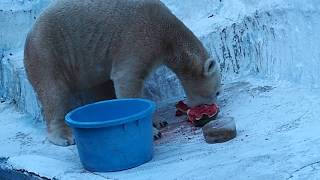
{"left": 68, "top": 99, "right": 153, "bottom": 124}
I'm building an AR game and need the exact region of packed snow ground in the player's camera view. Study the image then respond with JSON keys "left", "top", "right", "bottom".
{"left": 1, "top": 78, "right": 320, "bottom": 179}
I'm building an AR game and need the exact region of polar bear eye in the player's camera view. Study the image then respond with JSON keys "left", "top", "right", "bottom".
{"left": 208, "top": 61, "right": 215, "bottom": 70}
{"left": 204, "top": 59, "right": 216, "bottom": 77}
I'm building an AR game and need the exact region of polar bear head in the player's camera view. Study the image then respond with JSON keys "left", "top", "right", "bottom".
{"left": 178, "top": 57, "right": 221, "bottom": 107}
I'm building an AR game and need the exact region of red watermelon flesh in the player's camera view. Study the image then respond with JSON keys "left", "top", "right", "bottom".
{"left": 175, "top": 100, "right": 190, "bottom": 117}
{"left": 175, "top": 101, "right": 219, "bottom": 123}
{"left": 187, "top": 104, "right": 219, "bottom": 122}
{"left": 175, "top": 101, "right": 189, "bottom": 112}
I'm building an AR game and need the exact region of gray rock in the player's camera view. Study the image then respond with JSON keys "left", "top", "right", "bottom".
{"left": 202, "top": 116, "right": 236, "bottom": 143}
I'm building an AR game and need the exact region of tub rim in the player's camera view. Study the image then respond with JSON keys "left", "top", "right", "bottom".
{"left": 65, "top": 98, "right": 156, "bottom": 128}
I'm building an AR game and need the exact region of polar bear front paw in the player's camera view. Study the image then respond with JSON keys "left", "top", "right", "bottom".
{"left": 153, "top": 127, "right": 162, "bottom": 140}
{"left": 153, "top": 115, "right": 168, "bottom": 129}
{"left": 48, "top": 131, "right": 75, "bottom": 146}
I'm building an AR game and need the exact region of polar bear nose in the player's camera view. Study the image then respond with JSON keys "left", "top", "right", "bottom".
{"left": 216, "top": 91, "right": 220, "bottom": 97}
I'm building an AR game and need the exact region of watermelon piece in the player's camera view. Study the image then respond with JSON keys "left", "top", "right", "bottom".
{"left": 175, "top": 100, "right": 189, "bottom": 113}
{"left": 175, "top": 100, "right": 219, "bottom": 127}
{"left": 175, "top": 110, "right": 185, "bottom": 116}
{"left": 187, "top": 104, "right": 219, "bottom": 121}
{"left": 192, "top": 116, "right": 214, "bottom": 127}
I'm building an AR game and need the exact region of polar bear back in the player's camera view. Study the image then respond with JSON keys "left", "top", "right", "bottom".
{"left": 26, "top": 0, "right": 172, "bottom": 89}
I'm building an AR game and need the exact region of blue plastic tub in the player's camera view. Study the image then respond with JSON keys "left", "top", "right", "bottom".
{"left": 65, "top": 98, "right": 156, "bottom": 172}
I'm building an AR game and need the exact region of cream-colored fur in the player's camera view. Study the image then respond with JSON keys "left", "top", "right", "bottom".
{"left": 24, "top": 0, "right": 221, "bottom": 146}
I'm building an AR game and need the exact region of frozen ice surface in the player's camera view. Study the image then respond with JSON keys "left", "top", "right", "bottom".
{"left": 0, "top": 79, "right": 320, "bottom": 179}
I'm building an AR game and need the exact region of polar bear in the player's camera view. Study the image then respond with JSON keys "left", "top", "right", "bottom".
{"left": 24, "top": 0, "right": 221, "bottom": 146}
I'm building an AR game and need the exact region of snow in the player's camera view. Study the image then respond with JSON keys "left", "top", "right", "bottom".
{"left": 1, "top": 79, "right": 320, "bottom": 179}
{"left": 1, "top": 0, "right": 320, "bottom": 179}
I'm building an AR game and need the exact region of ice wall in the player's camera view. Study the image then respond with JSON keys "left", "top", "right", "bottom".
{"left": 1, "top": 0, "right": 320, "bottom": 119}
{"left": 0, "top": 0, "right": 50, "bottom": 119}
{"left": 0, "top": 50, "right": 43, "bottom": 121}
{"left": 146, "top": 0, "right": 320, "bottom": 103}
{"left": 0, "top": 0, "right": 51, "bottom": 50}
{"left": 201, "top": 4, "right": 320, "bottom": 87}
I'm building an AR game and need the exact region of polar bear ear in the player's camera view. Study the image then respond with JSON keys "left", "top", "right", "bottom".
{"left": 204, "top": 58, "right": 216, "bottom": 77}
